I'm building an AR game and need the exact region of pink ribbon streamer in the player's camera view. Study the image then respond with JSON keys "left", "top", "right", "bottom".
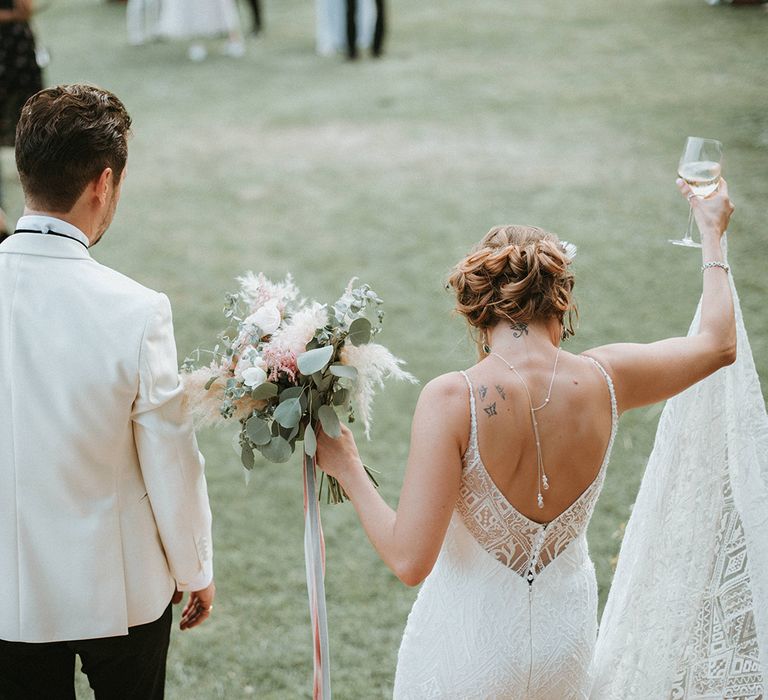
{"left": 303, "top": 454, "right": 332, "bottom": 699}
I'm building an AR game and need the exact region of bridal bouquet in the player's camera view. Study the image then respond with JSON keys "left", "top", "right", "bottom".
{"left": 182, "top": 272, "right": 415, "bottom": 502}
{"left": 183, "top": 272, "right": 416, "bottom": 697}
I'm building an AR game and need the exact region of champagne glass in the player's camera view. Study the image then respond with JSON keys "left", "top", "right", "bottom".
{"left": 670, "top": 137, "right": 723, "bottom": 247}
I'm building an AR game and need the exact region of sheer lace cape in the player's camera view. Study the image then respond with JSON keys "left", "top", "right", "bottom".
{"left": 591, "top": 276, "right": 767, "bottom": 698}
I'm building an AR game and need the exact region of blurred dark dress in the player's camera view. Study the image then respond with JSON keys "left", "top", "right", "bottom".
{"left": 0, "top": 0, "right": 43, "bottom": 147}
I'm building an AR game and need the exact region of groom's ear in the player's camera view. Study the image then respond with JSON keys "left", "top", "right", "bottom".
{"left": 93, "top": 167, "right": 114, "bottom": 207}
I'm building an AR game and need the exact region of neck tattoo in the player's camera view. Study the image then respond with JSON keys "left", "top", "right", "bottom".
{"left": 509, "top": 322, "right": 529, "bottom": 338}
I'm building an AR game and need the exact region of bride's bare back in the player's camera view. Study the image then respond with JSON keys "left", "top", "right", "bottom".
{"left": 465, "top": 350, "right": 613, "bottom": 524}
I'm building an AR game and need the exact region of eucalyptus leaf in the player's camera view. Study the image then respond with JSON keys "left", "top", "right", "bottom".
{"left": 304, "top": 423, "right": 317, "bottom": 457}
{"left": 283, "top": 423, "right": 300, "bottom": 442}
{"left": 241, "top": 444, "right": 255, "bottom": 470}
{"left": 245, "top": 416, "right": 272, "bottom": 445}
{"left": 312, "top": 372, "right": 333, "bottom": 392}
{"left": 318, "top": 405, "right": 342, "bottom": 439}
{"left": 280, "top": 386, "right": 305, "bottom": 401}
{"left": 273, "top": 397, "right": 302, "bottom": 429}
{"left": 329, "top": 364, "right": 358, "bottom": 380}
{"left": 297, "top": 345, "right": 334, "bottom": 375}
{"left": 348, "top": 317, "right": 372, "bottom": 346}
{"left": 332, "top": 388, "right": 349, "bottom": 406}
{"left": 251, "top": 382, "right": 278, "bottom": 400}
{"left": 258, "top": 436, "right": 293, "bottom": 463}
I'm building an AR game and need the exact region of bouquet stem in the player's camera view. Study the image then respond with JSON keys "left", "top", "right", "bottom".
{"left": 319, "top": 466, "right": 380, "bottom": 505}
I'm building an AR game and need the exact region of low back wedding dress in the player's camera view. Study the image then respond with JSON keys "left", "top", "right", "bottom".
{"left": 393, "top": 358, "right": 618, "bottom": 699}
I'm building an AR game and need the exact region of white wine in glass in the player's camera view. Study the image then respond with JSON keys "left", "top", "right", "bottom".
{"left": 670, "top": 137, "right": 723, "bottom": 247}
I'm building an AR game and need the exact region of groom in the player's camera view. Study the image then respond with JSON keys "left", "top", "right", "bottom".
{"left": 0, "top": 84, "right": 215, "bottom": 699}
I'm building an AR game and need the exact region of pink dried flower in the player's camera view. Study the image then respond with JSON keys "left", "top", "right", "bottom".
{"left": 262, "top": 345, "right": 298, "bottom": 383}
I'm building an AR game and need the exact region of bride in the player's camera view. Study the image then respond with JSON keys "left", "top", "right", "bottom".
{"left": 316, "top": 179, "right": 736, "bottom": 698}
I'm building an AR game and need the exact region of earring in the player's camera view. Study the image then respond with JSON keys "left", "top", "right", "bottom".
{"left": 482, "top": 331, "right": 491, "bottom": 355}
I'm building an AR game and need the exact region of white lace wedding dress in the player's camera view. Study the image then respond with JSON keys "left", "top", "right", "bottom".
{"left": 158, "top": 0, "right": 240, "bottom": 40}
{"left": 393, "top": 360, "right": 618, "bottom": 699}
{"left": 591, "top": 274, "right": 767, "bottom": 698}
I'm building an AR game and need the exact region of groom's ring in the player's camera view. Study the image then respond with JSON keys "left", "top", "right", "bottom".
{"left": 687, "top": 193, "right": 696, "bottom": 201}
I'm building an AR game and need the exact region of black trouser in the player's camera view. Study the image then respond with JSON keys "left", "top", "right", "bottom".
{"left": 345, "top": 0, "right": 386, "bottom": 58}
{"left": 0, "top": 602, "right": 172, "bottom": 700}
{"left": 247, "top": 0, "right": 262, "bottom": 31}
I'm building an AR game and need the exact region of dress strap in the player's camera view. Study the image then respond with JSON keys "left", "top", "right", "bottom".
{"left": 458, "top": 370, "right": 479, "bottom": 456}
{"left": 586, "top": 357, "right": 619, "bottom": 439}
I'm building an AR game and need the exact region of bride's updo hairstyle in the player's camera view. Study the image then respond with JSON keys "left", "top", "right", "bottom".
{"left": 447, "top": 225, "right": 577, "bottom": 347}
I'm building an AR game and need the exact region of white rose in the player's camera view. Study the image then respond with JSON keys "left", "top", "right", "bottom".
{"left": 241, "top": 366, "right": 268, "bottom": 388}
{"left": 235, "top": 347, "right": 257, "bottom": 380}
{"left": 234, "top": 357, "right": 250, "bottom": 381}
{"left": 246, "top": 303, "right": 282, "bottom": 336}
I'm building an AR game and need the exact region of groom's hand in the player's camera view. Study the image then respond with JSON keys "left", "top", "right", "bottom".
{"left": 179, "top": 580, "right": 216, "bottom": 630}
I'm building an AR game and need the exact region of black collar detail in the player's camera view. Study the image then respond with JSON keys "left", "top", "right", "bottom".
{"left": 14, "top": 228, "right": 89, "bottom": 250}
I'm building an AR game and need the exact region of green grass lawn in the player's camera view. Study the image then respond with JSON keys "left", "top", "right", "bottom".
{"left": 3, "top": 0, "right": 766, "bottom": 696}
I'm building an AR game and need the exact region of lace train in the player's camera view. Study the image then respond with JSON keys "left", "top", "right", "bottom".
{"left": 591, "top": 277, "right": 767, "bottom": 699}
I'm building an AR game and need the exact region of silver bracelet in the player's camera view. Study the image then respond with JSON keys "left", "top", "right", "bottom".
{"left": 701, "top": 261, "right": 730, "bottom": 273}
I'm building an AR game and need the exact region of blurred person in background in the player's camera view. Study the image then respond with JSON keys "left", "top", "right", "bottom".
{"left": 345, "top": 0, "right": 384, "bottom": 59}
{"left": 126, "top": 0, "right": 161, "bottom": 45}
{"left": 245, "top": 0, "right": 262, "bottom": 35}
{"left": 0, "top": 0, "right": 43, "bottom": 240}
{"left": 158, "top": 0, "right": 245, "bottom": 61}
{"left": 316, "top": 0, "right": 377, "bottom": 58}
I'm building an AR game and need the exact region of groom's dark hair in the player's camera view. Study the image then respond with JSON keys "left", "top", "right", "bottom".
{"left": 15, "top": 84, "right": 132, "bottom": 212}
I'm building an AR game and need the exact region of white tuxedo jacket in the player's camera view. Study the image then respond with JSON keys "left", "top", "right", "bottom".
{"left": 0, "top": 229, "right": 213, "bottom": 643}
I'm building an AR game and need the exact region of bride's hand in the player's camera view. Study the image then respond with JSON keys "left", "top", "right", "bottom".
{"left": 677, "top": 176, "right": 735, "bottom": 239}
{"left": 315, "top": 423, "right": 364, "bottom": 481}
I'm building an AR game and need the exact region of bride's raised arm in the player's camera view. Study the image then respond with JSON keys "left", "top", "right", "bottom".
{"left": 585, "top": 178, "right": 736, "bottom": 415}
{"left": 315, "top": 372, "right": 469, "bottom": 586}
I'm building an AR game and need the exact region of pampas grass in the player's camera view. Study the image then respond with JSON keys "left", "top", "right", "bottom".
{"left": 342, "top": 343, "right": 418, "bottom": 438}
